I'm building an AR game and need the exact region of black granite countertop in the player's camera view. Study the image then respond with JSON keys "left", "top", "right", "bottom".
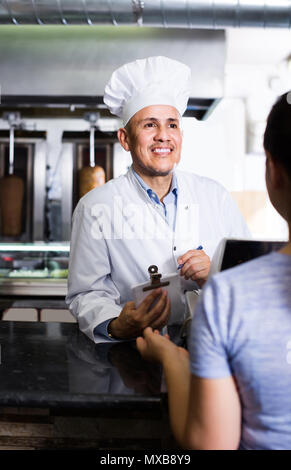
{"left": 0, "top": 321, "right": 166, "bottom": 411}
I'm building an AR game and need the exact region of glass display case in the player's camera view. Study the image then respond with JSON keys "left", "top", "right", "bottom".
{"left": 0, "top": 243, "right": 69, "bottom": 296}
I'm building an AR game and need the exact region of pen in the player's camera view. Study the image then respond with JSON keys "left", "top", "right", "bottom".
{"left": 177, "top": 245, "right": 203, "bottom": 270}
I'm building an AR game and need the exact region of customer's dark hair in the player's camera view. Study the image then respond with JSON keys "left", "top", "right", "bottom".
{"left": 264, "top": 92, "right": 291, "bottom": 178}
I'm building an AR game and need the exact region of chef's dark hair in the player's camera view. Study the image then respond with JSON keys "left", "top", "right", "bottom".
{"left": 264, "top": 92, "right": 291, "bottom": 178}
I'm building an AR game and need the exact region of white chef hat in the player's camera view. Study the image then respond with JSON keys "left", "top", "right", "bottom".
{"left": 103, "top": 56, "right": 191, "bottom": 126}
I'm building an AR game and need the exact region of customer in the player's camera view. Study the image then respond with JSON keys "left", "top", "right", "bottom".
{"left": 137, "top": 92, "right": 291, "bottom": 450}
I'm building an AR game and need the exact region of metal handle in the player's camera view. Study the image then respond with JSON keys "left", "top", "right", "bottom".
{"left": 9, "top": 126, "right": 15, "bottom": 175}
{"left": 89, "top": 125, "right": 95, "bottom": 168}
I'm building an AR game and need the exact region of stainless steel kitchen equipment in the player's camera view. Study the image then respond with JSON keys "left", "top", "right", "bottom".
{"left": 0, "top": 128, "right": 46, "bottom": 243}
{"left": 0, "top": 242, "right": 69, "bottom": 297}
{"left": 0, "top": 1, "right": 290, "bottom": 29}
{"left": 61, "top": 128, "right": 118, "bottom": 241}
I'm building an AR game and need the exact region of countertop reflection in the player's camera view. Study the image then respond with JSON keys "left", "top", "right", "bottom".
{"left": 0, "top": 321, "right": 164, "bottom": 410}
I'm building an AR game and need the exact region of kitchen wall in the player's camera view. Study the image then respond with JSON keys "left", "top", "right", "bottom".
{"left": 179, "top": 100, "right": 288, "bottom": 241}
{"left": 178, "top": 27, "right": 291, "bottom": 241}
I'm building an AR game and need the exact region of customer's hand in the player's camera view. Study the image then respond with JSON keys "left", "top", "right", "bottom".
{"left": 136, "top": 327, "right": 189, "bottom": 366}
{"left": 108, "top": 288, "right": 170, "bottom": 339}
{"left": 178, "top": 249, "right": 210, "bottom": 287}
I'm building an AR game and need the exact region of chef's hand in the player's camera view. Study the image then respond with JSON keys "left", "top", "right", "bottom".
{"left": 108, "top": 288, "right": 170, "bottom": 339}
{"left": 177, "top": 249, "right": 210, "bottom": 287}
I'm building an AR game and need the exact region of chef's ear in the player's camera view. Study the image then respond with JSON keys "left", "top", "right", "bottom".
{"left": 117, "top": 128, "right": 131, "bottom": 152}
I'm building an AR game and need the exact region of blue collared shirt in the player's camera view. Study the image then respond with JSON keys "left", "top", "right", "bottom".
{"left": 94, "top": 166, "right": 179, "bottom": 340}
{"left": 132, "top": 166, "right": 178, "bottom": 232}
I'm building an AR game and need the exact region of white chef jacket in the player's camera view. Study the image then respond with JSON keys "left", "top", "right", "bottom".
{"left": 66, "top": 166, "right": 250, "bottom": 343}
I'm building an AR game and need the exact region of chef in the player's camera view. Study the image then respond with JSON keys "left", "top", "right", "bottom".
{"left": 66, "top": 56, "right": 250, "bottom": 343}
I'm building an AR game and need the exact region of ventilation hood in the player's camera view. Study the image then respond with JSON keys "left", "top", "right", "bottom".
{"left": 0, "top": 26, "right": 225, "bottom": 120}
{"left": 1, "top": 1, "right": 289, "bottom": 119}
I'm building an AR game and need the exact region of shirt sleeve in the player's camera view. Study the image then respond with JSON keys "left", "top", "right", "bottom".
{"left": 65, "top": 203, "right": 122, "bottom": 343}
{"left": 94, "top": 319, "right": 114, "bottom": 340}
{"left": 189, "top": 277, "right": 232, "bottom": 379}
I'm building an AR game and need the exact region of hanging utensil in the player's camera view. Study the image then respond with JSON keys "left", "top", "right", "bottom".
{"left": 89, "top": 124, "right": 95, "bottom": 168}
{"left": 9, "top": 125, "right": 15, "bottom": 175}
{"left": 0, "top": 112, "right": 24, "bottom": 237}
{"left": 79, "top": 113, "right": 105, "bottom": 199}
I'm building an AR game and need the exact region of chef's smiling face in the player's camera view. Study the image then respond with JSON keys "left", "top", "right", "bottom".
{"left": 118, "top": 105, "right": 183, "bottom": 177}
